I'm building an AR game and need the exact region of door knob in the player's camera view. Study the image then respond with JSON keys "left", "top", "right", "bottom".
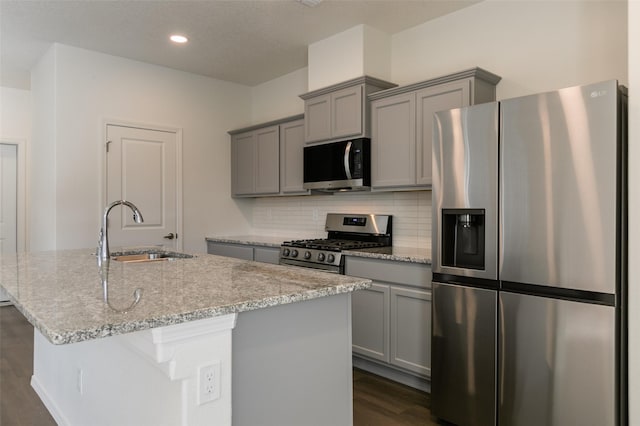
{"left": 163, "top": 233, "right": 176, "bottom": 240}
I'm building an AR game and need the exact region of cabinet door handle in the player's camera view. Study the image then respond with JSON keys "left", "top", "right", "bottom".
{"left": 163, "top": 233, "right": 177, "bottom": 240}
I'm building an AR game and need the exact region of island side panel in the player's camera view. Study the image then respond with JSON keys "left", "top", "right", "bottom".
{"left": 31, "top": 330, "right": 183, "bottom": 426}
{"left": 30, "top": 314, "right": 237, "bottom": 426}
{"left": 232, "top": 292, "right": 354, "bottom": 426}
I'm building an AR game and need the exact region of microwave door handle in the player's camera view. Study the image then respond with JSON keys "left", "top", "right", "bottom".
{"left": 344, "top": 141, "right": 353, "bottom": 180}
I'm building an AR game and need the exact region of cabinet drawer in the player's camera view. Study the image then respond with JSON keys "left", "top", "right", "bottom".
{"left": 345, "top": 256, "right": 431, "bottom": 289}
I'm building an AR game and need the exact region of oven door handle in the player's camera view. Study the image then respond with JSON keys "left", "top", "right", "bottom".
{"left": 343, "top": 141, "right": 352, "bottom": 180}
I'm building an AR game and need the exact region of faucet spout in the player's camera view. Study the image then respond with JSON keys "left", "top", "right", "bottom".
{"left": 98, "top": 200, "right": 144, "bottom": 262}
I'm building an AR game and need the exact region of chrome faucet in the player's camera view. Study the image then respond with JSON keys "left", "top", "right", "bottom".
{"left": 98, "top": 200, "right": 144, "bottom": 262}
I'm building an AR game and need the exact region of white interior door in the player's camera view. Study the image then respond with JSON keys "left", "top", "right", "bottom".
{"left": 0, "top": 143, "right": 17, "bottom": 254}
{"left": 106, "top": 124, "right": 180, "bottom": 250}
{"left": 0, "top": 143, "right": 17, "bottom": 304}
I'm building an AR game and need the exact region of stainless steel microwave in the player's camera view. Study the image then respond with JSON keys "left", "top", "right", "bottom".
{"left": 303, "top": 138, "right": 371, "bottom": 191}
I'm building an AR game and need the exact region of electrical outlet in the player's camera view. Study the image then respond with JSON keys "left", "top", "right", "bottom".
{"left": 312, "top": 208, "right": 318, "bottom": 221}
{"left": 198, "top": 362, "right": 221, "bottom": 405}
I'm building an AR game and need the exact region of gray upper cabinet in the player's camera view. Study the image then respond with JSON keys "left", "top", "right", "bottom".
{"left": 370, "top": 92, "right": 416, "bottom": 187}
{"left": 254, "top": 126, "right": 280, "bottom": 194}
{"left": 231, "top": 125, "right": 279, "bottom": 196}
{"left": 304, "top": 94, "right": 332, "bottom": 143}
{"left": 300, "top": 76, "right": 396, "bottom": 144}
{"left": 231, "top": 131, "right": 257, "bottom": 196}
{"left": 331, "top": 85, "right": 363, "bottom": 138}
{"left": 230, "top": 114, "right": 307, "bottom": 197}
{"left": 279, "top": 118, "right": 308, "bottom": 195}
{"left": 370, "top": 68, "right": 501, "bottom": 190}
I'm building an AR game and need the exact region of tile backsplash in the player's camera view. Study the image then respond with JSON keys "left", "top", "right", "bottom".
{"left": 251, "top": 191, "right": 432, "bottom": 249}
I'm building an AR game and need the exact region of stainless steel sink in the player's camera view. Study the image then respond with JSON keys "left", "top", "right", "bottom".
{"left": 111, "top": 250, "right": 195, "bottom": 263}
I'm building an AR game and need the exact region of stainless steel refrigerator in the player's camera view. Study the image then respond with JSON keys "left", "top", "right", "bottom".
{"left": 431, "top": 80, "right": 627, "bottom": 426}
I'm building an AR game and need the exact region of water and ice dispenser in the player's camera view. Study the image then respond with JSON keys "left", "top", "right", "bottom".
{"left": 441, "top": 209, "right": 485, "bottom": 270}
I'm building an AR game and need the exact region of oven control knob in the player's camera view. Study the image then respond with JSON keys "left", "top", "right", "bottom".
{"left": 317, "top": 253, "right": 326, "bottom": 262}
{"left": 282, "top": 248, "right": 290, "bottom": 257}
{"left": 291, "top": 249, "right": 299, "bottom": 258}
{"left": 304, "top": 251, "right": 312, "bottom": 260}
{"left": 327, "top": 254, "right": 335, "bottom": 263}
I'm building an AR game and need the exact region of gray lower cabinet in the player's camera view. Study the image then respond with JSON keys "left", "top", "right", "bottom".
{"left": 370, "top": 67, "right": 501, "bottom": 190}
{"left": 253, "top": 246, "right": 280, "bottom": 264}
{"left": 390, "top": 285, "right": 432, "bottom": 377}
{"left": 206, "top": 241, "right": 280, "bottom": 264}
{"left": 352, "top": 283, "right": 389, "bottom": 362}
{"left": 230, "top": 114, "right": 308, "bottom": 197}
{"left": 300, "top": 76, "right": 396, "bottom": 144}
{"left": 206, "top": 241, "right": 254, "bottom": 260}
{"left": 345, "top": 256, "right": 432, "bottom": 379}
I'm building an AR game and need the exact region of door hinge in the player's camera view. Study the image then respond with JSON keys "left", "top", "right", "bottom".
{"left": 106, "top": 140, "right": 112, "bottom": 152}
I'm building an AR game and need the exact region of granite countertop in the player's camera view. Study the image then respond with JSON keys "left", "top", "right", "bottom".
{"left": 344, "top": 246, "right": 432, "bottom": 265}
{"left": 206, "top": 235, "right": 283, "bottom": 248}
{"left": 0, "top": 249, "right": 371, "bottom": 345}
{"left": 205, "top": 235, "right": 432, "bottom": 264}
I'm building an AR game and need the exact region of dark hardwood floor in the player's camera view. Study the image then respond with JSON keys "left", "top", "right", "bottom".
{"left": 354, "top": 368, "right": 438, "bottom": 425}
{"left": 0, "top": 305, "right": 56, "bottom": 425}
{"left": 1, "top": 305, "right": 435, "bottom": 425}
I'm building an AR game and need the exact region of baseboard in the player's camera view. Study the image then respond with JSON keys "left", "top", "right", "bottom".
{"left": 353, "top": 356, "right": 431, "bottom": 393}
{"left": 31, "top": 374, "right": 71, "bottom": 426}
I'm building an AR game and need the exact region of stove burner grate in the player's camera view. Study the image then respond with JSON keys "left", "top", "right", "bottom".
{"left": 282, "top": 239, "right": 387, "bottom": 251}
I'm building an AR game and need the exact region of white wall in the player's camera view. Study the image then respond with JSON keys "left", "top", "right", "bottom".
{"left": 30, "top": 48, "right": 57, "bottom": 251}
{"left": 307, "top": 24, "right": 392, "bottom": 91}
{"left": 308, "top": 26, "right": 366, "bottom": 91}
{"left": 0, "top": 86, "right": 31, "bottom": 253}
{"left": 0, "top": 87, "right": 31, "bottom": 139}
{"left": 30, "top": 44, "right": 253, "bottom": 252}
{"left": 391, "top": 1, "right": 628, "bottom": 99}
{"left": 363, "top": 25, "right": 391, "bottom": 84}
{"left": 627, "top": 0, "right": 638, "bottom": 422}
{"left": 250, "top": 67, "right": 307, "bottom": 124}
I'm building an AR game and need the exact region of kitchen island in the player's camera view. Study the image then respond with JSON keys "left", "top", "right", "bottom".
{"left": 0, "top": 249, "right": 371, "bottom": 426}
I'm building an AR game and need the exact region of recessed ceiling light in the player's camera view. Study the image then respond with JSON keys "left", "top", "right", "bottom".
{"left": 170, "top": 34, "right": 188, "bottom": 44}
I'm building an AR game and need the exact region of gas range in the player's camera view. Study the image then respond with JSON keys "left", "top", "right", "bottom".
{"left": 279, "top": 213, "right": 392, "bottom": 274}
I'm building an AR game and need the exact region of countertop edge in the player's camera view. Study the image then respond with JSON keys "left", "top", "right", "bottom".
{"left": 205, "top": 236, "right": 431, "bottom": 264}
{"left": 343, "top": 250, "right": 432, "bottom": 265}
{"left": 205, "top": 236, "right": 282, "bottom": 248}
{"left": 26, "top": 279, "right": 372, "bottom": 345}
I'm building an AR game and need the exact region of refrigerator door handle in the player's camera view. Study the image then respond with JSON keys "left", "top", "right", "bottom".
{"left": 498, "top": 296, "right": 505, "bottom": 406}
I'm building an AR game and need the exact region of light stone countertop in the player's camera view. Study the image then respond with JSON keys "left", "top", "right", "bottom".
{"left": 0, "top": 249, "right": 371, "bottom": 345}
{"left": 206, "top": 235, "right": 284, "bottom": 248}
{"left": 343, "top": 246, "right": 432, "bottom": 265}
{"left": 205, "top": 236, "right": 432, "bottom": 264}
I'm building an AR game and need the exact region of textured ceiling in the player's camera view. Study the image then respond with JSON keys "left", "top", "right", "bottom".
{"left": 0, "top": 0, "right": 479, "bottom": 90}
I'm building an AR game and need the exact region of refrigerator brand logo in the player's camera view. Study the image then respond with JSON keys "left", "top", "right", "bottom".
{"left": 590, "top": 90, "right": 607, "bottom": 98}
